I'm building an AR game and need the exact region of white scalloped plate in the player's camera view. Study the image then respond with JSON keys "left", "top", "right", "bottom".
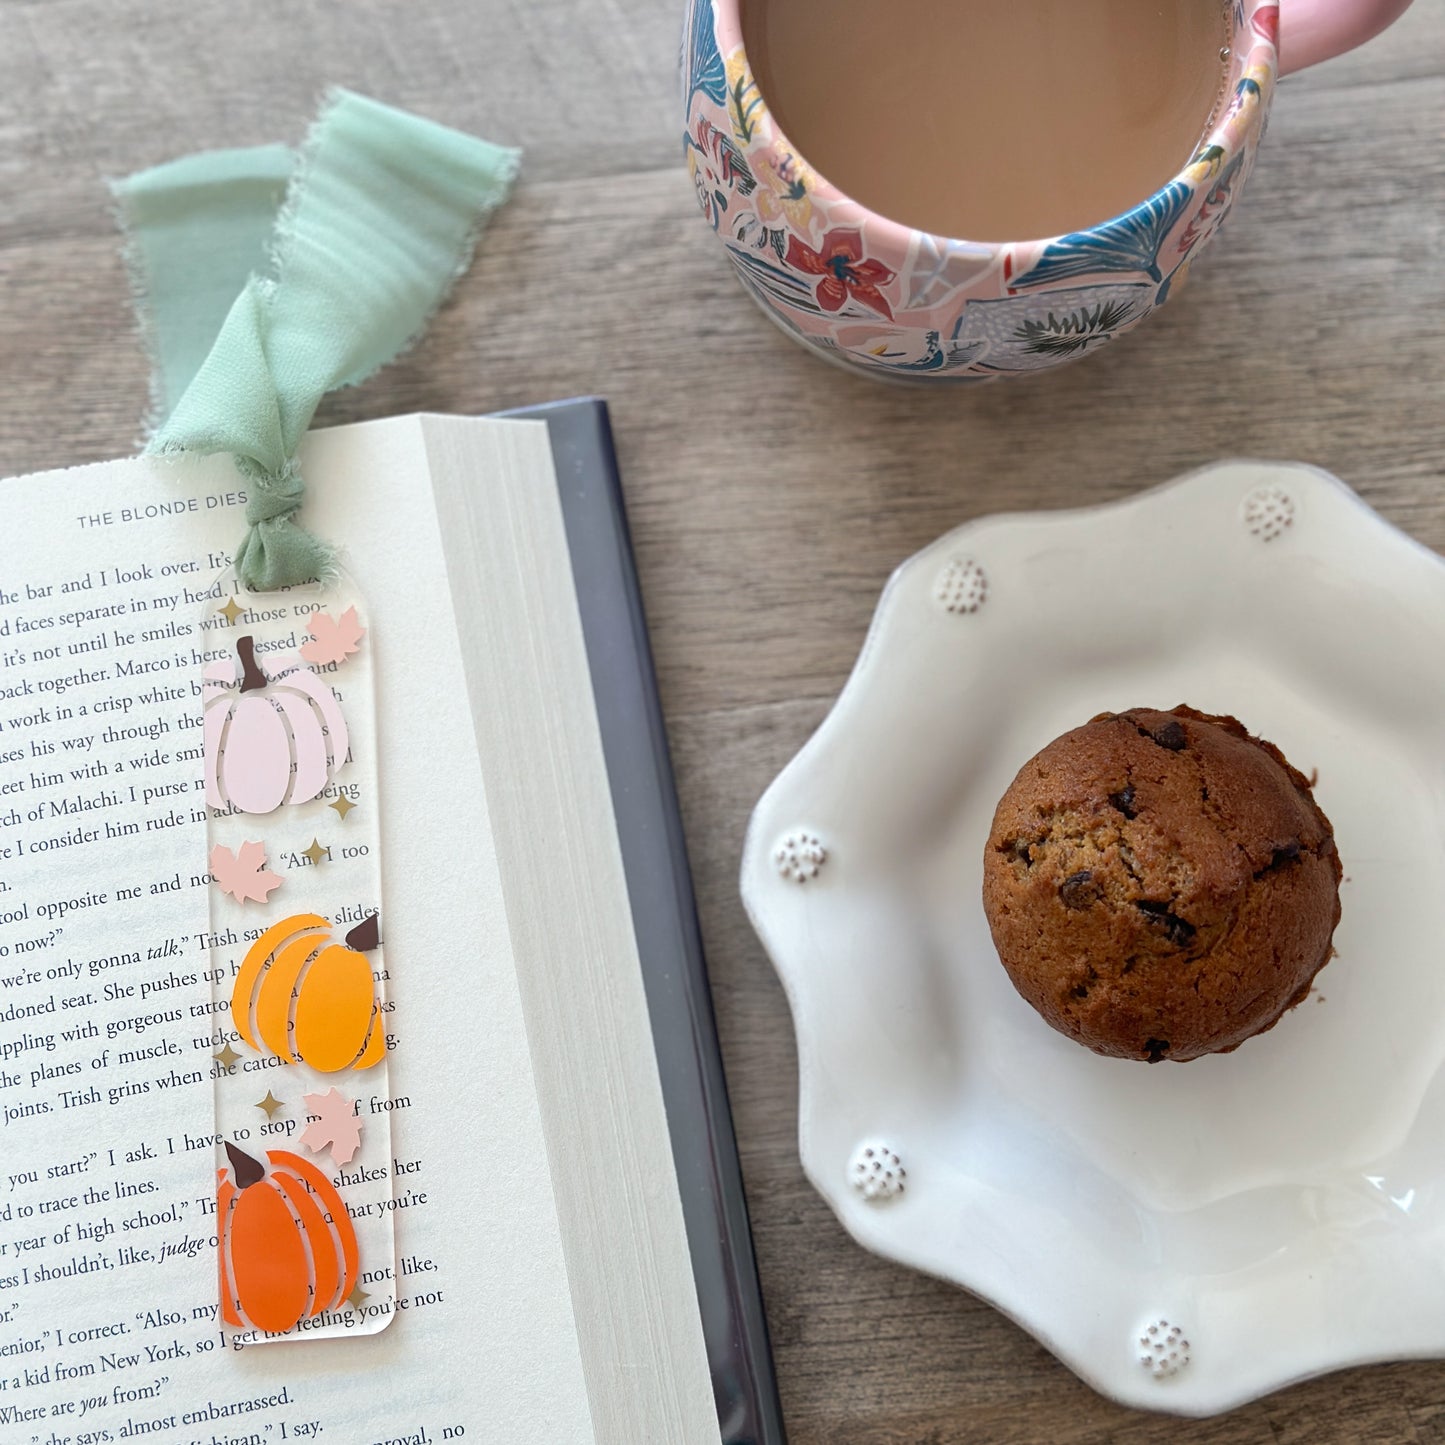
{"left": 741, "top": 461, "right": 1445, "bottom": 1417}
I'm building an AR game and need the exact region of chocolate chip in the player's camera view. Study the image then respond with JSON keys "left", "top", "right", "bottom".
{"left": 1059, "top": 870, "right": 1102, "bottom": 911}
{"left": 1144, "top": 1038, "right": 1171, "bottom": 1064}
{"left": 1255, "top": 840, "right": 1304, "bottom": 878}
{"left": 1108, "top": 785, "right": 1138, "bottom": 819}
{"left": 1151, "top": 720, "right": 1187, "bottom": 751}
{"left": 1135, "top": 900, "right": 1197, "bottom": 947}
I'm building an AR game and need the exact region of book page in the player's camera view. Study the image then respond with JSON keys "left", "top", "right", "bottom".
{"left": 0, "top": 427, "right": 595, "bottom": 1444}
{"left": 423, "top": 416, "right": 718, "bottom": 1444}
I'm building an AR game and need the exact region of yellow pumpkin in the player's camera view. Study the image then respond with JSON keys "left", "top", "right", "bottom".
{"left": 232, "top": 913, "right": 384, "bottom": 1072}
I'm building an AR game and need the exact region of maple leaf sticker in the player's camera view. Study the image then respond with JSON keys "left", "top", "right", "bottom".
{"left": 300, "top": 1087, "right": 364, "bottom": 1167}
{"left": 299, "top": 606, "right": 366, "bottom": 667}
{"left": 210, "top": 841, "right": 283, "bottom": 905}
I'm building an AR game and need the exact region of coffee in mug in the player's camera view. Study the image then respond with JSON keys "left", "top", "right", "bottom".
{"left": 739, "top": 0, "right": 1233, "bottom": 242}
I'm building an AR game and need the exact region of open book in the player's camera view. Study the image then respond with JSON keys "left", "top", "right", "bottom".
{"left": 0, "top": 403, "right": 782, "bottom": 1444}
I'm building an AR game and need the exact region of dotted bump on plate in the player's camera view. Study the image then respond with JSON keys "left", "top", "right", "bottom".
{"left": 775, "top": 831, "right": 827, "bottom": 883}
{"left": 1137, "top": 1319, "right": 1191, "bottom": 1379}
{"left": 934, "top": 557, "right": 988, "bottom": 614}
{"left": 849, "top": 1140, "right": 906, "bottom": 1201}
{"left": 1241, "top": 485, "right": 1295, "bottom": 543}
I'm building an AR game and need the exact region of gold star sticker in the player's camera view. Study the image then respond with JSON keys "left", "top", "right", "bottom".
{"left": 328, "top": 795, "right": 356, "bottom": 821}
{"left": 217, "top": 596, "right": 245, "bottom": 624}
{"left": 302, "top": 838, "right": 330, "bottom": 866}
{"left": 346, "top": 1284, "right": 370, "bottom": 1310}
{"left": 255, "top": 1090, "right": 284, "bottom": 1119}
{"left": 214, "top": 1042, "right": 242, "bottom": 1069}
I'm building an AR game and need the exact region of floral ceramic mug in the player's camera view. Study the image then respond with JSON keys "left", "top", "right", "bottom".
{"left": 683, "top": 0, "right": 1413, "bottom": 382}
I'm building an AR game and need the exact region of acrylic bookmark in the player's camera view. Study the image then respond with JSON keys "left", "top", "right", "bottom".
{"left": 200, "top": 571, "right": 396, "bottom": 1341}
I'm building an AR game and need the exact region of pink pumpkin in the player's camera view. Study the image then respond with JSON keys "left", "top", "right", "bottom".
{"left": 204, "top": 636, "right": 350, "bottom": 814}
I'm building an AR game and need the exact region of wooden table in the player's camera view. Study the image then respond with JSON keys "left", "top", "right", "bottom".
{"left": 3, "top": 3, "right": 1443, "bottom": 1439}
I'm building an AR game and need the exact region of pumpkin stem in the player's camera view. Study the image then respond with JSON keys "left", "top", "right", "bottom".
{"left": 344, "top": 913, "right": 380, "bottom": 952}
{"left": 236, "top": 635, "right": 267, "bottom": 693}
{"left": 225, "top": 1141, "right": 266, "bottom": 1189}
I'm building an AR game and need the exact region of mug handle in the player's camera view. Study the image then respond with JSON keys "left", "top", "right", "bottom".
{"left": 1279, "top": 0, "right": 1415, "bottom": 75}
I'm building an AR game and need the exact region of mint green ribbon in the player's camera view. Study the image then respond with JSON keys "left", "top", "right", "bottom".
{"left": 114, "top": 90, "right": 520, "bottom": 591}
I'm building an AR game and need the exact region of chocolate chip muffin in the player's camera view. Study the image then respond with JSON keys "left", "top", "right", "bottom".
{"left": 982, "top": 707, "right": 1341, "bottom": 1063}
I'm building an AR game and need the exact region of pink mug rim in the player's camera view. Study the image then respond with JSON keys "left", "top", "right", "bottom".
{"left": 709, "top": 0, "right": 1278, "bottom": 257}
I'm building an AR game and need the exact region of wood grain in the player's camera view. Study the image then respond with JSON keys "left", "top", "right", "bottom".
{"left": 2, "top": 0, "right": 1443, "bottom": 1438}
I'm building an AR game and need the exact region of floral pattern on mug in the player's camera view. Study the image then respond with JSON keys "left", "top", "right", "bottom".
{"left": 1007, "top": 182, "right": 1194, "bottom": 290}
{"left": 1176, "top": 150, "right": 1248, "bottom": 256}
{"left": 725, "top": 245, "right": 828, "bottom": 320}
{"left": 725, "top": 51, "right": 768, "bottom": 146}
{"left": 956, "top": 283, "right": 1159, "bottom": 372}
{"left": 682, "top": 0, "right": 1281, "bottom": 381}
{"left": 787, "top": 229, "right": 896, "bottom": 319}
{"left": 1226, "top": 70, "right": 1269, "bottom": 124}
{"left": 685, "top": 0, "right": 727, "bottom": 107}
{"left": 835, "top": 321, "right": 988, "bottom": 376}
{"left": 1185, "top": 144, "right": 1228, "bottom": 183}
{"left": 753, "top": 151, "right": 818, "bottom": 235}
{"left": 686, "top": 114, "right": 754, "bottom": 231}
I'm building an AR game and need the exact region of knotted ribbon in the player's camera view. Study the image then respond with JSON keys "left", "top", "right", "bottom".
{"left": 113, "top": 90, "right": 520, "bottom": 590}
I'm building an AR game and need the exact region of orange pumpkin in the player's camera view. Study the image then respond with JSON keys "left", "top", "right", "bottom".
{"left": 218, "top": 1143, "right": 358, "bottom": 1333}
{"left": 231, "top": 913, "right": 383, "bottom": 1073}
